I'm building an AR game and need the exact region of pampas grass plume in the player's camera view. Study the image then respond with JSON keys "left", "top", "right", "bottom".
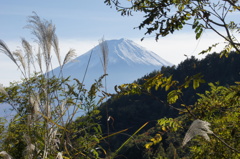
{"left": 0, "top": 151, "right": 13, "bottom": 159}
{"left": 182, "top": 119, "right": 213, "bottom": 146}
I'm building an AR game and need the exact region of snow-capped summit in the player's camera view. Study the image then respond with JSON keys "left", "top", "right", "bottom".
{"left": 106, "top": 38, "right": 170, "bottom": 66}
{"left": 53, "top": 38, "right": 172, "bottom": 93}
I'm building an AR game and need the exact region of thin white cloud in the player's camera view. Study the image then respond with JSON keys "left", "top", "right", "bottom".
{"left": 134, "top": 31, "right": 226, "bottom": 65}
{"left": 0, "top": 30, "right": 231, "bottom": 86}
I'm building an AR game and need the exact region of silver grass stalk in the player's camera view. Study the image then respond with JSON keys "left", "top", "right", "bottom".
{"left": 36, "top": 48, "right": 43, "bottom": 73}
{"left": 49, "top": 128, "right": 60, "bottom": 150}
{"left": 0, "top": 40, "right": 27, "bottom": 77}
{"left": 22, "top": 38, "right": 33, "bottom": 77}
{"left": 44, "top": 22, "right": 55, "bottom": 73}
{"left": 0, "top": 151, "right": 12, "bottom": 159}
{"left": 29, "top": 93, "right": 40, "bottom": 118}
{"left": 13, "top": 50, "right": 27, "bottom": 75}
{"left": 99, "top": 37, "right": 109, "bottom": 95}
{"left": 59, "top": 100, "right": 67, "bottom": 117}
{"left": 27, "top": 115, "right": 33, "bottom": 127}
{"left": 56, "top": 152, "right": 63, "bottom": 159}
{"left": 22, "top": 38, "right": 33, "bottom": 58}
{"left": 99, "top": 37, "right": 109, "bottom": 137}
{"left": 0, "top": 84, "right": 8, "bottom": 96}
{"left": 49, "top": 128, "right": 57, "bottom": 141}
{"left": 23, "top": 134, "right": 36, "bottom": 159}
{"left": 45, "top": 102, "right": 51, "bottom": 119}
{"left": 52, "top": 34, "right": 61, "bottom": 67}
{"left": 23, "top": 143, "right": 36, "bottom": 159}
{"left": 0, "top": 40, "right": 18, "bottom": 66}
{"left": 42, "top": 23, "right": 54, "bottom": 73}
{"left": 24, "top": 133, "right": 32, "bottom": 147}
{"left": 26, "top": 12, "right": 56, "bottom": 73}
{"left": 42, "top": 88, "right": 51, "bottom": 119}
{"left": 99, "top": 37, "right": 108, "bottom": 75}
{"left": 182, "top": 119, "right": 213, "bottom": 146}
{"left": 62, "top": 49, "right": 76, "bottom": 67}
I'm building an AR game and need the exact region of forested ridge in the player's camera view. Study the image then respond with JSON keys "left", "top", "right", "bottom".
{"left": 96, "top": 52, "right": 240, "bottom": 158}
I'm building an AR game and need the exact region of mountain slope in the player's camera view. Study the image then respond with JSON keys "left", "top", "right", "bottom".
{"left": 53, "top": 38, "right": 172, "bottom": 93}
{"left": 97, "top": 52, "right": 240, "bottom": 158}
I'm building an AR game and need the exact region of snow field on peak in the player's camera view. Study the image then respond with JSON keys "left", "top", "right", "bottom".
{"left": 52, "top": 38, "right": 172, "bottom": 93}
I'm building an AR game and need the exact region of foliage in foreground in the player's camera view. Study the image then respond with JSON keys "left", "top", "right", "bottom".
{"left": 105, "top": 0, "right": 240, "bottom": 56}
{"left": 102, "top": 0, "right": 240, "bottom": 156}
{"left": 107, "top": 74, "right": 240, "bottom": 159}
{"left": 96, "top": 52, "right": 240, "bottom": 157}
{"left": 0, "top": 14, "right": 106, "bottom": 158}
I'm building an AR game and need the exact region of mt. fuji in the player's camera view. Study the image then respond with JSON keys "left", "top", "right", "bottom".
{"left": 52, "top": 38, "right": 172, "bottom": 93}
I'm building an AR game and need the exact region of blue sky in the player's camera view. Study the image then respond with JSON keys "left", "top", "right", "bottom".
{"left": 1, "top": 1, "right": 145, "bottom": 40}
{"left": 0, "top": 0, "right": 227, "bottom": 86}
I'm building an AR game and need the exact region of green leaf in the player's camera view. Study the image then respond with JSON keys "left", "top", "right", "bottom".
{"left": 199, "top": 43, "right": 219, "bottom": 55}
{"left": 168, "top": 89, "right": 182, "bottom": 104}
{"left": 157, "top": 118, "right": 182, "bottom": 132}
{"left": 196, "top": 28, "right": 203, "bottom": 39}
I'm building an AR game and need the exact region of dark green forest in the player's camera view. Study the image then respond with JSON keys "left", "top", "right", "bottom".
{"left": 93, "top": 52, "right": 240, "bottom": 158}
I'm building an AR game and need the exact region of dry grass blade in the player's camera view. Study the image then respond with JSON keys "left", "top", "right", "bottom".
{"left": 30, "top": 93, "right": 40, "bottom": 116}
{"left": 56, "top": 152, "right": 63, "bottom": 159}
{"left": 59, "top": 100, "right": 67, "bottom": 117}
{"left": 52, "top": 34, "right": 61, "bottom": 67}
{"left": 23, "top": 143, "right": 36, "bottom": 159}
{"left": 22, "top": 38, "right": 33, "bottom": 60}
{"left": 36, "top": 48, "right": 43, "bottom": 73}
{"left": 43, "top": 22, "right": 55, "bottom": 71}
{"left": 22, "top": 38, "right": 33, "bottom": 76}
{"left": 99, "top": 37, "right": 108, "bottom": 75}
{"left": 0, "top": 40, "right": 18, "bottom": 65}
{"left": 0, "top": 84, "right": 8, "bottom": 96}
{"left": 62, "top": 49, "right": 76, "bottom": 67}
{"left": 13, "top": 50, "right": 27, "bottom": 74}
{"left": 26, "top": 13, "right": 46, "bottom": 49}
{"left": 37, "top": 111, "right": 69, "bottom": 132}
{"left": 0, "top": 151, "right": 13, "bottom": 159}
{"left": 182, "top": 119, "right": 213, "bottom": 146}
{"left": 26, "top": 12, "right": 56, "bottom": 72}
{"left": 48, "top": 128, "right": 60, "bottom": 151}
{"left": 23, "top": 133, "right": 39, "bottom": 157}
{"left": 115, "top": 122, "right": 149, "bottom": 156}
